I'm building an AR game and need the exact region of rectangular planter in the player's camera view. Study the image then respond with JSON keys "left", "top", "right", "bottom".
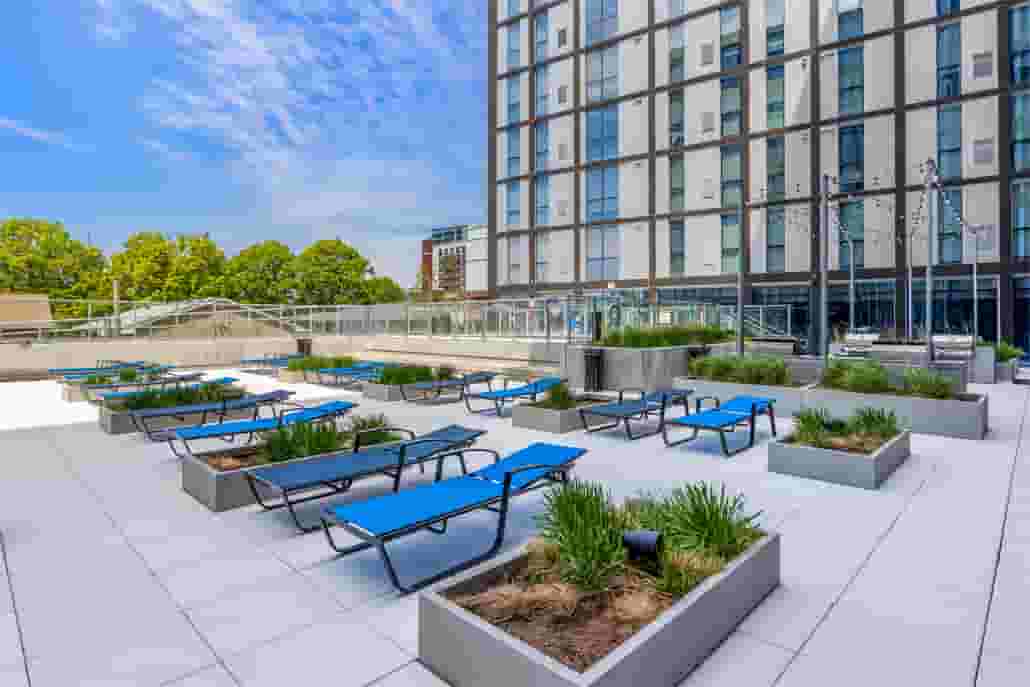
{"left": 672, "top": 378, "right": 811, "bottom": 416}
{"left": 98, "top": 405, "right": 254, "bottom": 436}
{"left": 511, "top": 399, "right": 612, "bottom": 434}
{"left": 420, "top": 534, "right": 780, "bottom": 687}
{"left": 564, "top": 345, "right": 708, "bottom": 393}
{"left": 768, "top": 431, "right": 911, "bottom": 489}
{"left": 972, "top": 347, "right": 997, "bottom": 384}
{"left": 803, "top": 388, "right": 988, "bottom": 440}
{"left": 362, "top": 382, "right": 405, "bottom": 402}
{"left": 61, "top": 383, "right": 87, "bottom": 403}
{"left": 996, "top": 360, "right": 1016, "bottom": 383}
{"left": 181, "top": 448, "right": 279, "bottom": 512}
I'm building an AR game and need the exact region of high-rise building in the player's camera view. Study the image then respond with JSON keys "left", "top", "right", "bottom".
{"left": 419, "top": 225, "right": 490, "bottom": 298}
{"left": 490, "top": 0, "right": 1030, "bottom": 348}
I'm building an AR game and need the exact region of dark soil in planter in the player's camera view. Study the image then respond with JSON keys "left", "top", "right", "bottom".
{"left": 781, "top": 434, "right": 888, "bottom": 455}
{"left": 202, "top": 446, "right": 267, "bottom": 472}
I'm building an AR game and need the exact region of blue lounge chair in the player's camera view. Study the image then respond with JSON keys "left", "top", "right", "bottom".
{"left": 579, "top": 388, "right": 693, "bottom": 440}
{"left": 240, "top": 354, "right": 303, "bottom": 369}
{"left": 49, "top": 360, "right": 145, "bottom": 376}
{"left": 98, "top": 376, "right": 238, "bottom": 404}
{"left": 318, "top": 362, "right": 386, "bottom": 386}
{"left": 169, "top": 399, "right": 355, "bottom": 459}
{"left": 320, "top": 442, "right": 587, "bottom": 593}
{"left": 83, "top": 372, "right": 207, "bottom": 399}
{"left": 398, "top": 372, "right": 497, "bottom": 403}
{"left": 132, "top": 390, "right": 296, "bottom": 445}
{"left": 464, "top": 376, "right": 564, "bottom": 415}
{"left": 245, "top": 424, "right": 488, "bottom": 532}
{"left": 662, "top": 395, "right": 777, "bottom": 456}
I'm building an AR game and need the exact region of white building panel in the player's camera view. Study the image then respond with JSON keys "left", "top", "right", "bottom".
{"left": 786, "top": 0, "right": 811, "bottom": 55}
{"left": 690, "top": 11, "right": 721, "bottom": 80}
{"left": 550, "top": 57, "right": 575, "bottom": 116}
{"left": 865, "top": 195, "right": 896, "bottom": 269}
{"left": 687, "top": 214, "right": 724, "bottom": 277}
{"left": 655, "top": 91, "right": 671, "bottom": 152}
{"left": 546, "top": 229, "right": 576, "bottom": 283}
{"left": 786, "top": 205, "right": 813, "bottom": 273}
{"left": 964, "top": 183, "right": 1000, "bottom": 264}
{"left": 819, "top": 50, "right": 838, "bottom": 121}
{"left": 786, "top": 56, "right": 812, "bottom": 127}
{"left": 621, "top": 222, "right": 651, "bottom": 279}
{"left": 787, "top": 129, "right": 812, "bottom": 199}
{"left": 549, "top": 172, "right": 575, "bottom": 227}
{"left": 549, "top": 114, "right": 575, "bottom": 171}
{"left": 655, "top": 155, "right": 670, "bottom": 216}
{"left": 750, "top": 69, "right": 768, "bottom": 134}
{"left": 620, "top": 97, "right": 650, "bottom": 158}
{"left": 865, "top": 115, "right": 895, "bottom": 191}
{"left": 496, "top": 233, "right": 509, "bottom": 286}
{"left": 906, "top": 26, "right": 937, "bottom": 105}
{"left": 548, "top": 2, "right": 573, "bottom": 60}
{"left": 496, "top": 185, "right": 507, "bottom": 235}
{"left": 962, "top": 9, "right": 998, "bottom": 95}
{"left": 685, "top": 146, "right": 722, "bottom": 213}
{"left": 654, "top": 27, "right": 671, "bottom": 88}
{"left": 749, "top": 0, "right": 767, "bottom": 64}
{"left": 864, "top": 0, "right": 894, "bottom": 36}
{"left": 655, "top": 220, "right": 671, "bottom": 279}
{"left": 865, "top": 35, "right": 894, "bottom": 112}
{"left": 686, "top": 78, "right": 721, "bottom": 144}
{"left": 963, "top": 96, "right": 998, "bottom": 179}
{"left": 820, "top": 127, "right": 839, "bottom": 181}
{"left": 906, "top": 107, "right": 937, "bottom": 187}
{"left": 622, "top": 34, "right": 650, "bottom": 96}
{"left": 907, "top": 190, "right": 930, "bottom": 267}
{"left": 906, "top": 0, "right": 935, "bottom": 24}
{"left": 750, "top": 139, "right": 767, "bottom": 204}
{"left": 750, "top": 209, "right": 767, "bottom": 274}
{"left": 619, "top": 0, "right": 649, "bottom": 37}
{"left": 620, "top": 159, "right": 650, "bottom": 219}
{"left": 817, "top": 0, "right": 835, "bottom": 46}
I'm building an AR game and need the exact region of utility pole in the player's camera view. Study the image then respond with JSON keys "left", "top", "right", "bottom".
{"left": 925, "top": 159, "right": 937, "bottom": 363}
{"left": 819, "top": 174, "right": 831, "bottom": 358}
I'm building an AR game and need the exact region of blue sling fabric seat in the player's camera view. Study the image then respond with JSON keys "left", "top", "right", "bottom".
{"left": 579, "top": 388, "right": 693, "bottom": 440}
{"left": 321, "top": 442, "right": 586, "bottom": 593}
{"left": 50, "top": 361, "right": 145, "bottom": 376}
{"left": 318, "top": 362, "right": 385, "bottom": 385}
{"left": 132, "top": 390, "right": 296, "bottom": 447}
{"left": 662, "top": 395, "right": 777, "bottom": 457}
{"left": 96, "top": 375, "right": 228, "bottom": 403}
{"left": 245, "top": 424, "right": 487, "bottom": 532}
{"left": 464, "top": 376, "right": 564, "bottom": 415}
{"left": 399, "top": 372, "right": 497, "bottom": 403}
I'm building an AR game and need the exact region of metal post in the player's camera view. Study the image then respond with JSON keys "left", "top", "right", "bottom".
{"left": 848, "top": 237, "right": 856, "bottom": 334}
{"left": 820, "top": 175, "right": 830, "bottom": 358}
{"left": 971, "top": 228, "right": 979, "bottom": 342}
{"left": 907, "top": 231, "right": 914, "bottom": 341}
{"left": 736, "top": 214, "right": 744, "bottom": 355}
{"left": 925, "top": 160, "right": 937, "bottom": 362}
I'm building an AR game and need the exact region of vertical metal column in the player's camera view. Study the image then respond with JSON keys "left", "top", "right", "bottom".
{"left": 925, "top": 160, "right": 937, "bottom": 362}
{"left": 819, "top": 175, "right": 830, "bottom": 357}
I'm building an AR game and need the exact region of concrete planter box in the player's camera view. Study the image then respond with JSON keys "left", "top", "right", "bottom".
{"left": 61, "top": 383, "right": 87, "bottom": 403}
{"left": 673, "top": 378, "right": 810, "bottom": 416}
{"left": 181, "top": 447, "right": 279, "bottom": 512}
{"left": 565, "top": 345, "right": 709, "bottom": 393}
{"left": 804, "top": 388, "right": 988, "bottom": 440}
{"left": 362, "top": 382, "right": 405, "bottom": 402}
{"left": 420, "top": 534, "right": 780, "bottom": 687}
{"left": 511, "top": 398, "right": 611, "bottom": 434}
{"left": 996, "top": 360, "right": 1017, "bottom": 383}
{"left": 973, "top": 347, "right": 997, "bottom": 384}
{"left": 768, "top": 431, "right": 911, "bottom": 489}
{"left": 98, "top": 405, "right": 254, "bottom": 436}
{"left": 277, "top": 368, "right": 308, "bottom": 384}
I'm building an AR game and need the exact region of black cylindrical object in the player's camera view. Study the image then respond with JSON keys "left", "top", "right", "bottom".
{"left": 623, "top": 530, "right": 664, "bottom": 561}
{"left": 584, "top": 348, "right": 604, "bottom": 392}
{"left": 296, "top": 338, "right": 313, "bottom": 356}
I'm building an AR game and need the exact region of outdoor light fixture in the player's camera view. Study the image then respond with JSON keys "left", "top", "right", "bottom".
{"left": 623, "top": 529, "right": 664, "bottom": 562}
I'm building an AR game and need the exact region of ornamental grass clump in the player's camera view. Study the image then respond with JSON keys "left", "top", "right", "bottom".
{"left": 602, "top": 325, "right": 732, "bottom": 348}
{"left": 287, "top": 355, "right": 357, "bottom": 372}
{"left": 118, "top": 367, "right": 139, "bottom": 383}
{"left": 821, "top": 359, "right": 892, "bottom": 394}
{"left": 689, "top": 355, "right": 791, "bottom": 386}
{"left": 262, "top": 421, "right": 347, "bottom": 464}
{"left": 995, "top": 340, "right": 1024, "bottom": 363}
{"left": 83, "top": 374, "right": 113, "bottom": 386}
{"left": 788, "top": 407, "right": 901, "bottom": 453}
{"left": 378, "top": 365, "right": 435, "bottom": 386}
{"left": 535, "top": 382, "right": 577, "bottom": 410}
{"left": 902, "top": 368, "right": 954, "bottom": 399}
{"left": 119, "top": 382, "right": 240, "bottom": 411}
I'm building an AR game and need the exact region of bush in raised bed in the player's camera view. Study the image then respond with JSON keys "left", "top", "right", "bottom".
{"left": 378, "top": 365, "right": 435, "bottom": 386}
{"left": 901, "top": 368, "right": 954, "bottom": 399}
{"left": 534, "top": 382, "right": 576, "bottom": 410}
{"left": 602, "top": 325, "right": 732, "bottom": 348}
{"left": 118, "top": 367, "right": 139, "bottom": 383}
{"left": 263, "top": 421, "right": 348, "bottom": 464}
{"left": 287, "top": 355, "right": 357, "bottom": 372}
{"left": 822, "top": 359, "right": 892, "bottom": 394}
{"left": 689, "top": 355, "right": 791, "bottom": 386}
{"left": 788, "top": 407, "right": 901, "bottom": 453}
{"left": 436, "top": 364, "right": 457, "bottom": 381}
{"left": 119, "top": 382, "right": 241, "bottom": 411}
{"left": 538, "top": 481, "right": 626, "bottom": 592}
{"left": 83, "top": 374, "right": 113, "bottom": 385}
{"left": 995, "top": 340, "right": 1024, "bottom": 363}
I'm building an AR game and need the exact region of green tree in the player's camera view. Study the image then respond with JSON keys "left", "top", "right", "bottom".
{"left": 362, "top": 276, "right": 406, "bottom": 304}
{"left": 162, "top": 234, "right": 226, "bottom": 301}
{"left": 104, "top": 232, "right": 176, "bottom": 302}
{"left": 284, "top": 239, "right": 370, "bottom": 305}
{"left": 217, "top": 240, "right": 293, "bottom": 304}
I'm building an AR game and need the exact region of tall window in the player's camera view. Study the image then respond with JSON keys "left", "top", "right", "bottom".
{"left": 506, "top": 181, "right": 521, "bottom": 226}
{"left": 839, "top": 201, "right": 864, "bottom": 269}
{"left": 507, "top": 0, "right": 520, "bottom": 19}
{"left": 587, "top": 225, "right": 620, "bottom": 280}
{"left": 937, "top": 0, "right": 959, "bottom": 17}
{"left": 507, "top": 128, "right": 521, "bottom": 177}
{"left": 939, "top": 189, "right": 963, "bottom": 264}
{"left": 587, "top": 105, "right": 619, "bottom": 162}
{"left": 838, "top": 47, "right": 864, "bottom": 116}
{"left": 1014, "top": 180, "right": 1030, "bottom": 258}
{"left": 587, "top": 165, "right": 619, "bottom": 221}
{"left": 1011, "top": 5, "right": 1030, "bottom": 88}
{"left": 670, "top": 90, "right": 685, "bottom": 146}
{"left": 721, "top": 213, "right": 741, "bottom": 274}
{"left": 670, "top": 155, "right": 685, "bottom": 212}
{"left": 767, "top": 0, "right": 785, "bottom": 57}
{"left": 722, "top": 145, "right": 743, "bottom": 208}
{"left": 721, "top": 76, "right": 742, "bottom": 137}
{"left": 508, "top": 235, "right": 524, "bottom": 283}
{"left": 840, "top": 124, "right": 865, "bottom": 192}
{"left": 586, "top": 0, "right": 617, "bottom": 46}
{"left": 670, "top": 221, "right": 686, "bottom": 276}
{"left": 671, "top": 24, "right": 686, "bottom": 83}
{"left": 938, "top": 23, "right": 961, "bottom": 98}
{"left": 535, "top": 12, "right": 549, "bottom": 61}
{"left": 1014, "top": 93, "right": 1030, "bottom": 173}
{"left": 587, "top": 46, "right": 618, "bottom": 102}
{"left": 535, "top": 175, "right": 551, "bottom": 226}
{"left": 535, "top": 65, "right": 549, "bottom": 116}
{"left": 535, "top": 233, "right": 549, "bottom": 282}
{"left": 767, "top": 65, "right": 785, "bottom": 129}
{"left": 668, "top": 0, "right": 686, "bottom": 19}
{"left": 535, "top": 121, "right": 549, "bottom": 170}
{"left": 507, "top": 76, "right": 521, "bottom": 122}
{"left": 938, "top": 104, "right": 962, "bottom": 181}
{"left": 767, "top": 136, "right": 786, "bottom": 201}
{"left": 838, "top": 0, "right": 863, "bottom": 41}
{"left": 508, "top": 22, "right": 521, "bottom": 69}
{"left": 767, "top": 208, "right": 786, "bottom": 272}
{"left": 720, "top": 7, "right": 741, "bottom": 69}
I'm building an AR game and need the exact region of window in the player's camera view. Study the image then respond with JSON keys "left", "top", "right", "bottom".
{"left": 937, "top": 104, "right": 962, "bottom": 181}
{"left": 721, "top": 213, "right": 741, "bottom": 273}
{"left": 701, "top": 41, "right": 715, "bottom": 67}
{"left": 1014, "top": 93, "right": 1030, "bottom": 173}
{"left": 668, "top": 0, "right": 686, "bottom": 19}
{"left": 587, "top": 165, "right": 619, "bottom": 221}
{"left": 838, "top": 200, "right": 864, "bottom": 269}
{"left": 508, "top": 235, "right": 524, "bottom": 283}
{"left": 838, "top": 0, "right": 863, "bottom": 41}
{"left": 508, "top": 22, "right": 521, "bottom": 69}
{"left": 972, "top": 52, "right": 993, "bottom": 79}
{"left": 671, "top": 24, "right": 686, "bottom": 83}
{"left": 587, "top": 46, "right": 618, "bottom": 102}
{"left": 1012, "top": 5, "right": 1030, "bottom": 87}
{"left": 721, "top": 145, "right": 743, "bottom": 208}
{"left": 840, "top": 124, "right": 864, "bottom": 192}
{"left": 939, "top": 189, "right": 963, "bottom": 264}
{"left": 938, "top": 23, "right": 961, "bottom": 98}
{"left": 558, "top": 142, "right": 570, "bottom": 161}
{"left": 507, "top": 0, "right": 520, "bottom": 18}
{"left": 720, "top": 7, "right": 741, "bottom": 69}
{"left": 767, "top": 208, "right": 786, "bottom": 272}
{"left": 535, "top": 12, "right": 549, "bottom": 62}
{"left": 535, "top": 121, "right": 549, "bottom": 169}
{"left": 721, "top": 76, "right": 741, "bottom": 137}
{"left": 506, "top": 181, "right": 521, "bottom": 226}
{"left": 767, "top": 136, "right": 786, "bottom": 201}
{"left": 670, "top": 155, "right": 685, "bottom": 212}
{"left": 1014, "top": 180, "right": 1030, "bottom": 258}
{"left": 587, "top": 225, "right": 620, "bottom": 280}
{"left": 767, "top": 0, "right": 785, "bottom": 57}
{"left": 587, "top": 104, "right": 619, "bottom": 161}
{"left": 838, "top": 46, "right": 864, "bottom": 116}
{"left": 535, "top": 65, "right": 549, "bottom": 116}
{"left": 974, "top": 138, "right": 995, "bottom": 165}
{"left": 767, "top": 65, "right": 785, "bottom": 129}
{"left": 937, "top": 0, "right": 959, "bottom": 17}
{"left": 535, "top": 233, "right": 549, "bottom": 282}
{"left": 670, "top": 220, "right": 686, "bottom": 276}
{"left": 535, "top": 175, "right": 551, "bottom": 226}
{"left": 558, "top": 28, "right": 568, "bottom": 48}
{"left": 507, "top": 75, "right": 521, "bottom": 122}
{"left": 670, "top": 90, "right": 685, "bottom": 146}
{"left": 507, "top": 127, "right": 521, "bottom": 177}
{"left": 586, "top": 0, "right": 617, "bottom": 46}
{"left": 558, "top": 85, "right": 568, "bottom": 105}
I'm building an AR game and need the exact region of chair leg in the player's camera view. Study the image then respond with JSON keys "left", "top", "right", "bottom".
{"left": 663, "top": 425, "right": 701, "bottom": 448}
{"left": 768, "top": 407, "right": 777, "bottom": 437}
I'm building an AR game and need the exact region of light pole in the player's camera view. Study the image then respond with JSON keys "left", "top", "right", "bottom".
{"left": 819, "top": 174, "right": 831, "bottom": 358}
{"left": 925, "top": 159, "right": 938, "bottom": 362}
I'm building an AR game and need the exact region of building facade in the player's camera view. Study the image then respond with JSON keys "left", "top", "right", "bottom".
{"left": 421, "top": 225, "right": 490, "bottom": 298}
{"left": 489, "top": 0, "right": 1030, "bottom": 347}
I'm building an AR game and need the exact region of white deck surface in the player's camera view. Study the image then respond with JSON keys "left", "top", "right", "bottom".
{"left": 0, "top": 371, "right": 1027, "bottom": 686}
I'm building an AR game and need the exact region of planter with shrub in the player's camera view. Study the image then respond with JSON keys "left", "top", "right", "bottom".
{"left": 362, "top": 365, "right": 439, "bottom": 402}
{"left": 98, "top": 382, "right": 248, "bottom": 435}
{"left": 995, "top": 341, "right": 1023, "bottom": 383}
{"left": 511, "top": 383, "right": 611, "bottom": 434}
{"left": 420, "top": 481, "right": 779, "bottom": 687}
{"left": 181, "top": 413, "right": 398, "bottom": 511}
{"left": 676, "top": 355, "right": 810, "bottom": 414}
{"left": 62, "top": 367, "right": 158, "bottom": 403}
{"left": 279, "top": 355, "right": 358, "bottom": 384}
{"left": 769, "top": 408, "right": 911, "bottom": 489}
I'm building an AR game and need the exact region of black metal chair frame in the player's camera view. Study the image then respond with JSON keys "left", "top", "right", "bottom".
{"left": 662, "top": 396, "right": 777, "bottom": 457}
{"left": 398, "top": 373, "right": 495, "bottom": 404}
{"left": 579, "top": 388, "right": 692, "bottom": 440}
{"left": 463, "top": 378, "right": 564, "bottom": 415}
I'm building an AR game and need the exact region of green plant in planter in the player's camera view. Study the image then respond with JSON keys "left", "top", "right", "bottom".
{"left": 822, "top": 360, "right": 892, "bottom": 394}
{"left": 535, "top": 382, "right": 576, "bottom": 410}
{"left": 902, "top": 368, "right": 954, "bottom": 399}
{"left": 436, "top": 365, "right": 457, "bottom": 381}
{"left": 848, "top": 407, "right": 901, "bottom": 438}
{"left": 120, "top": 382, "right": 239, "bottom": 411}
{"left": 602, "top": 325, "right": 733, "bottom": 348}
{"left": 638, "top": 483, "right": 762, "bottom": 561}
{"left": 995, "top": 340, "right": 1024, "bottom": 364}
{"left": 262, "top": 422, "right": 348, "bottom": 464}
{"left": 287, "top": 355, "right": 357, "bottom": 372}
{"left": 83, "top": 374, "right": 113, "bottom": 386}
{"left": 344, "top": 413, "right": 398, "bottom": 447}
{"left": 378, "top": 365, "right": 435, "bottom": 386}
{"left": 689, "top": 355, "right": 791, "bottom": 386}
{"left": 118, "top": 368, "right": 139, "bottom": 383}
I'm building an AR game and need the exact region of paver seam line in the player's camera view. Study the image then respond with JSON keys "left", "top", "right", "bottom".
{"left": 0, "top": 531, "right": 33, "bottom": 687}
{"left": 974, "top": 386, "right": 1030, "bottom": 686}
{"left": 157, "top": 662, "right": 224, "bottom": 686}
{"left": 362, "top": 659, "right": 418, "bottom": 687}
{"left": 44, "top": 433, "right": 245, "bottom": 687}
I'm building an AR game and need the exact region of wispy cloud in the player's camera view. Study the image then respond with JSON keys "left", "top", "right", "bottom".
{"left": 0, "top": 117, "right": 90, "bottom": 152}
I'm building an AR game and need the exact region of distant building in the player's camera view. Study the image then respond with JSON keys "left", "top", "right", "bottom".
{"left": 0, "top": 294, "right": 53, "bottom": 339}
{"left": 420, "top": 224, "right": 490, "bottom": 299}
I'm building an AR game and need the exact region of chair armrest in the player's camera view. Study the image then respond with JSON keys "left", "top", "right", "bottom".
{"left": 694, "top": 396, "right": 721, "bottom": 413}
{"left": 618, "top": 387, "right": 646, "bottom": 403}
{"left": 430, "top": 447, "right": 501, "bottom": 481}
{"left": 354, "top": 426, "right": 416, "bottom": 451}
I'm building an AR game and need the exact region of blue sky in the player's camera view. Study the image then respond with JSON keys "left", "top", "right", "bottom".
{"left": 0, "top": 0, "right": 488, "bottom": 286}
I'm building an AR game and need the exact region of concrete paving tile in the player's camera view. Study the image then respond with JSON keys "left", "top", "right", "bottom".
{"left": 0, "top": 613, "right": 23, "bottom": 670}
{"left": 976, "top": 646, "right": 1030, "bottom": 687}
{"left": 162, "top": 664, "right": 237, "bottom": 687}
{"left": 359, "top": 592, "right": 419, "bottom": 656}
{"left": 372, "top": 662, "right": 448, "bottom": 687}
{"left": 159, "top": 550, "right": 292, "bottom": 609}
{"left": 0, "top": 664, "right": 28, "bottom": 687}
{"left": 224, "top": 617, "right": 409, "bottom": 687}
{"left": 678, "top": 632, "right": 792, "bottom": 686}
{"left": 737, "top": 580, "right": 838, "bottom": 652}
{"left": 300, "top": 544, "right": 397, "bottom": 611}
